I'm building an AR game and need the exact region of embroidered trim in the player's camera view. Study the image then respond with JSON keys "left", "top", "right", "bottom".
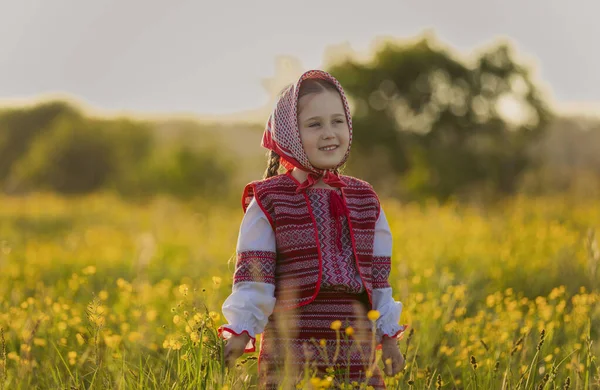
{"left": 376, "top": 324, "right": 409, "bottom": 350}
{"left": 217, "top": 326, "right": 257, "bottom": 353}
{"left": 233, "top": 251, "right": 276, "bottom": 285}
{"left": 372, "top": 256, "right": 392, "bottom": 289}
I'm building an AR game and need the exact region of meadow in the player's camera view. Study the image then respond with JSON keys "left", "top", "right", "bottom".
{"left": 0, "top": 193, "right": 598, "bottom": 389}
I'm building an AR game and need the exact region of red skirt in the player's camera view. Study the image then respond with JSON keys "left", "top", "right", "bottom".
{"left": 258, "top": 291, "right": 386, "bottom": 389}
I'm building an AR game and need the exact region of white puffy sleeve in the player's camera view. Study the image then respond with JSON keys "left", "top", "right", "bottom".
{"left": 372, "top": 207, "right": 408, "bottom": 342}
{"left": 218, "top": 197, "right": 277, "bottom": 352}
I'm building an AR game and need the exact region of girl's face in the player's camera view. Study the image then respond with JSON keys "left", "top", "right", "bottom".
{"left": 297, "top": 89, "right": 350, "bottom": 170}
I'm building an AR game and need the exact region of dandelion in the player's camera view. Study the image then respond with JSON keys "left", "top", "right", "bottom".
{"left": 146, "top": 309, "right": 157, "bottom": 322}
{"left": 212, "top": 276, "right": 222, "bottom": 287}
{"left": 330, "top": 320, "right": 342, "bottom": 331}
{"left": 178, "top": 284, "right": 189, "bottom": 296}
{"left": 385, "top": 358, "right": 392, "bottom": 372}
{"left": 173, "top": 315, "right": 181, "bottom": 325}
{"left": 82, "top": 265, "right": 96, "bottom": 275}
{"left": 321, "top": 376, "right": 333, "bottom": 388}
{"left": 33, "top": 338, "right": 46, "bottom": 347}
{"left": 68, "top": 351, "right": 77, "bottom": 365}
{"left": 319, "top": 339, "right": 326, "bottom": 347}
{"left": 367, "top": 310, "right": 380, "bottom": 321}
{"left": 209, "top": 311, "right": 220, "bottom": 322}
{"left": 128, "top": 332, "right": 142, "bottom": 342}
{"left": 345, "top": 326, "right": 354, "bottom": 336}
{"left": 190, "top": 332, "right": 200, "bottom": 343}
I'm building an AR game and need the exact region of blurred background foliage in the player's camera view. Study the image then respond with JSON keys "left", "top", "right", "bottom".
{"left": 1, "top": 35, "right": 599, "bottom": 204}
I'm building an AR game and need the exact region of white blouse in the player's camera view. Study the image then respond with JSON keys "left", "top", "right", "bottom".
{"left": 220, "top": 197, "right": 405, "bottom": 351}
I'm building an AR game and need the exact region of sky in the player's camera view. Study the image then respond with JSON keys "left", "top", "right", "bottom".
{"left": 0, "top": 0, "right": 598, "bottom": 121}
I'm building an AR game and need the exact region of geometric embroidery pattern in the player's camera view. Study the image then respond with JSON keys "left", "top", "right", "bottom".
{"left": 372, "top": 256, "right": 392, "bottom": 289}
{"left": 308, "top": 189, "right": 363, "bottom": 293}
{"left": 233, "top": 251, "right": 277, "bottom": 285}
{"left": 244, "top": 173, "right": 382, "bottom": 311}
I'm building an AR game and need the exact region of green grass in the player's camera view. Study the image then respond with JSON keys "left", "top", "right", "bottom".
{"left": 0, "top": 193, "right": 598, "bottom": 389}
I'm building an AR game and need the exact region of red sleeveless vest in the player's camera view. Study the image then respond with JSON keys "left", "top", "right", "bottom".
{"left": 242, "top": 172, "right": 381, "bottom": 312}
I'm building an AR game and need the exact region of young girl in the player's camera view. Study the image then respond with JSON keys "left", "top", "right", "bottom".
{"left": 218, "top": 70, "right": 407, "bottom": 389}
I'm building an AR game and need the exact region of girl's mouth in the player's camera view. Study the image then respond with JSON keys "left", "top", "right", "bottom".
{"left": 319, "top": 145, "right": 338, "bottom": 151}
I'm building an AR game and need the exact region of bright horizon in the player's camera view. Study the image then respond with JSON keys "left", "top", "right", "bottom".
{"left": 1, "top": 0, "right": 599, "bottom": 121}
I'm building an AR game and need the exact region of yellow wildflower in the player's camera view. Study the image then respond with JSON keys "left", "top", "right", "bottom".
{"left": 178, "top": 284, "right": 189, "bottom": 296}
{"left": 33, "top": 338, "right": 47, "bottom": 347}
{"left": 209, "top": 311, "right": 220, "bottom": 322}
{"left": 367, "top": 310, "right": 380, "bottom": 321}
{"left": 330, "top": 320, "right": 342, "bottom": 331}
{"left": 146, "top": 309, "right": 157, "bottom": 322}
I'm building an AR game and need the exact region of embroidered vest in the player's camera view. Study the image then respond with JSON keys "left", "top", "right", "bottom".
{"left": 242, "top": 172, "right": 380, "bottom": 312}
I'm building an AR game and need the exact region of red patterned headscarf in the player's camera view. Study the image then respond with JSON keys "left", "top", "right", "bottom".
{"left": 261, "top": 70, "right": 353, "bottom": 191}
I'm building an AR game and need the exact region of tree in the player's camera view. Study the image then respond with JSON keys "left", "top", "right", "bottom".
{"left": 0, "top": 101, "right": 80, "bottom": 185}
{"left": 327, "top": 34, "right": 553, "bottom": 201}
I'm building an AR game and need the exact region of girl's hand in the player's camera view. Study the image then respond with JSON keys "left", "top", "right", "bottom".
{"left": 381, "top": 337, "right": 405, "bottom": 376}
{"left": 223, "top": 333, "right": 251, "bottom": 368}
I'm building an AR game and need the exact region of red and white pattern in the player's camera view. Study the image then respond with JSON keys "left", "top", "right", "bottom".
{"left": 242, "top": 172, "right": 380, "bottom": 311}
{"left": 372, "top": 256, "right": 392, "bottom": 289}
{"left": 261, "top": 70, "right": 354, "bottom": 176}
{"left": 233, "top": 251, "right": 276, "bottom": 285}
{"left": 258, "top": 291, "right": 385, "bottom": 389}
{"left": 308, "top": 188, "right": 364, "bottom": 293}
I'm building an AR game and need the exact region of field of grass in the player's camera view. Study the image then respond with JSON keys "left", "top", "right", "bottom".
{"left": 0, "top": 193, "right": 598, "bottom": 389}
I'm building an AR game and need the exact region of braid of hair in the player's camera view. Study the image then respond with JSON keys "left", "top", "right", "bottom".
{"left": 263, "top": 150, "right": 281, "bottom": 179}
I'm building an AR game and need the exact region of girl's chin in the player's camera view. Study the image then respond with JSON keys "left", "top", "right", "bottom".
{"left": 311, "top": 163, "right": 341, "bottom": 170}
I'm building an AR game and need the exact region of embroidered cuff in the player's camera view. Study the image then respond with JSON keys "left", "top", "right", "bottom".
{"left": 217, "top": 325, "right": 257, "bottom": 353}
{"left": 372, "top": 256, "right": 392, "bottom": 289}
{"left": 234, "top": 251, "right": 276, "bottom": 285}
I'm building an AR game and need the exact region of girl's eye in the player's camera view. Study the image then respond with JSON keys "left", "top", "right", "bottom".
{"left": 335, "top": 119, "right": 344, "bottom": 124}
{"left": 309, "top": 123, "right": 320, "bottom": 128}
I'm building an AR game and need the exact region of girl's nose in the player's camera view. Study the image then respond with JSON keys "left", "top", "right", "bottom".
{"left": 322, "top": 125, "right": 335, "bottom": 139}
